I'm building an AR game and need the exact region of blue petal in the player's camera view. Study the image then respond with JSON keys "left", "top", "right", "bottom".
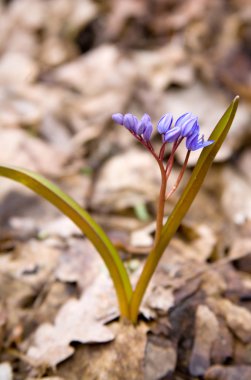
{"left": 157, "top": 113, "right": 173, "bottom": 134}
{"left": 137, "top": 113, "right": 152, "bottom": 135}
{"left": 175, "top": 112, "right": 199, "bottom": 138}
{"left": 112, "top": 113, "right": 124, "bottom": 125}
{"left": 124, "top": 113, "right": 139, "bottom": 133}
{"left": 175, "top": 112, "right": 193, "bottom": 127}
{"left": 181, "top": 118, "right": 198, "bottom": 137}
{"left": 137, "top": 121, "right": 146, "bottom": 135}
{"left": 186, "top": 133, "right": 199, "bottom": 150}
{"left": 186, "top": 133, "right": 214, "bottom": 151}
{"left": 143, "top": 124, "right": 153, "bottom": 141}
{"left": 163, "top": 126, "right": 181, "bottom": 142}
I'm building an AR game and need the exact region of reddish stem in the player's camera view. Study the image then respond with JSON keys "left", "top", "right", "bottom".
{"left": 166, "top": 150, "right": 190, "bottom": 200}
{"left": 133, "top": 133, "right": 187, "bottom": 247}
{"left": 154, "top": 166, "right": 167, "bottom": 246}
{"left": 159, "top": 142, "right": 166, "bottom": 161}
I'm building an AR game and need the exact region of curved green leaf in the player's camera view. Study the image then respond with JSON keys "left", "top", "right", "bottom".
{"left": 130, "top": 96, "right": 239, "bottom": 323}
{"left": 0, "top": 165, "right": 132, "bottom": 317}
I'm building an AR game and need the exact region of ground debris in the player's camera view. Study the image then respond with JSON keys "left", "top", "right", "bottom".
{"left": 189, "top": 305, "right": 219, "bottom": 376}
{"left": 144, "top": 334, "right": 177, "bottom": 380}
{"left": 0, "top": 0, "right": 251, "bottom": 378}
{"left": 205, "top": 365, "right": 251, "bottom": 380}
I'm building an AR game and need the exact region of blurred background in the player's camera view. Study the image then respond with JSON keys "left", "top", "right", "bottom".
{"left": 0, "top": 1, "right": 251, "bottom": 378}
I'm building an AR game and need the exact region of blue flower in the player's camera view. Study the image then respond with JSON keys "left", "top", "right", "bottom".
{"left": 163, "top": 126, "right": 181, "bottom": 143}
{"left": 175, "top": 112, "right": 198, "bottom": 137}
{"left": 157, "top": 113, "right": 173, "bottom": 134}
{"left": 112, "top": 112, "right": 153, "bottom": 140}
{"left": 112, "top": 113, "right": 124, "bottom": 125}
{"left": 143, "top": 124, "right": 153, "bottom": 141}
{"left": 186, "top": 133, "right": 214, "bottom": 151}
{"left": 123, "top": 113, "right": 140, "bottom": 133}
{"left": 112, "top": 111, "right": 214, "bottom": 152}
{"left": 139, "top": 114, "right": 153, "bottom": 141}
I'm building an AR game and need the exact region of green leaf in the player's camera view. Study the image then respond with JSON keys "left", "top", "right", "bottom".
{"left": 129, "top": 96, "right": 239, "bottom": 323}
{"left": 0, "top": 165, "right": 132, "bottom": 317}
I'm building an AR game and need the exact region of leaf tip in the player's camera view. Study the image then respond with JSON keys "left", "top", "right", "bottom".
{"left": 234, "top": 95, "right": 240, "bottom": 104}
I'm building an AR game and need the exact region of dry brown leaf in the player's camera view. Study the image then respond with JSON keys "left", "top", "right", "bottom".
{"left": 228, "top": 238, "right": 251, "bottom": 262}
{"left": 55, "top": 239, "right": 104, "bottom": 291}
{"left": 220, "top": 167, "right": 251, "bottom": 225}
{"left": 49, "top": 45, "right": 136, "bottom": 96}
{"left": 205, "top": 365, "right": 251, "bottom": 380}
{"left": 145, "top": 286, "right": 174, "bottom": 314}
{"left": 0, "top": 52, "right": 38, "bottom": 84}
{"left": 144, "top": 335, "right": 177, "bottom": 380}
{"left": 238, "top": 149, "right": 251, "bottom": 183}
{"left": 189, "top": 305, "right": 219, "bottom": 376}
{"left": 91, "top": 148, "right": 160, "bottom": 212}
{"left": 234, "top": 340, "right": 251, "bottom": 365}
{"left": 0, "top": 129, "right": 68, "bottom": 176}
{"left": 200, "top": 270, "right": 226, "bottom": 297}
{"left": 132, "top": 43, "right": 194, "bottom": 91}
{"left": 66, "top": 0, "right": 97, "bottom": 33}
{"left": 28, "top": 378, "right": 65, "bottom": 380}
{"left": 27, "top": 270, "right": 117, "bottom": 366}
{"left": 40, "top": 37, "right": 76, "bottom": 67}
{"left": 105, "top": 0, "right": 146, "bottom": 39}
{"left": 210, "top": 299, "right": 251, "bottom": 343}
{"left": 130, "top": 221, "right": 156, "bottom": 248}
{"left": 57, "top": 322, "right": 148, "bottom": 380}
{"left": 0, "top": 240, "right": 60, "bottom": 287}
{"left": 170, "top": 222, "right": 217, "bottom": 263}
{"left": 7, "top": 0, "right": 46, "bottom": 31}
{"left": 211, "top": 319, "right": 233, "bottom": 364}
{"left": 38, "top": 217, "right": 80, "bottom": 240}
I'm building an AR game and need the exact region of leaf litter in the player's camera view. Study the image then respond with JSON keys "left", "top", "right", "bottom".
{"left": 0, "top": 0, "right": 251, "bottom": 379}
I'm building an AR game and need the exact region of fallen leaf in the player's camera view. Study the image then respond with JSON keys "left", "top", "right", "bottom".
{"left": 144, "top": 334, "right": 177, "bottom": 380}
{"left": 234, "top": 340, "right": 251, "bottom": 365}
{"left": 91, "top": 148, "right": 160, "bottom": 212}
{"left": 210, "top": 299, "right": 251, "bottom": 343}
{"left": 220, "top": 167, "right": 251, "bottom": 225}
{"left": 0, "top": 129, "right": 68, "bottom": 176}
{"left": 0, "top": 52, "right": 38, "bottom": 84}
{"left": 189, "top": 305, "right": 219, "bottom": 376}
{"left": 211, "top": 318, "right": 233, "bottom": 364}
{"left": 56, "top": 322, "right": 148, "bottom": 380}
{"left": 27, "top": 270, "right": 117, "bottom": 366}
{"left": 205, "top": 364, "right": 251, "bottom": 380}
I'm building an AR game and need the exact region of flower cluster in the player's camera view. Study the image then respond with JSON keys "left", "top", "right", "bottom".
{"left": 112, "top": 112, "right": 214, "bottom": 151}
{"left": 112, "top": 113, "right": 153, "bottom": 142}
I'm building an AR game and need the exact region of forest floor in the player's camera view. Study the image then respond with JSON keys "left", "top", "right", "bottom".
{"left": 0, "top": 1, "right": 251, "bottom": 379}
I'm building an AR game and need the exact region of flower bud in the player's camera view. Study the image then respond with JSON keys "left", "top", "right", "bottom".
{"left": 175, "top": 113, "right": 198, "bottom": 137}
{"left": 143, "top": 124, "right": 153, "bottom": 141}
{"left": 123, "top": 113, "right": 139, "bottom": 133}
{"left": 163, "top": 126, "right": 181, "bottom": 143}
{"left": 157, "top": 113, "right": 173, "bottom": 134}
{"left": 112, "top": 113, "right": 124, "bottom": 125}
{"left": 138, "top": 113, "right": 152, "bottom": 136}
